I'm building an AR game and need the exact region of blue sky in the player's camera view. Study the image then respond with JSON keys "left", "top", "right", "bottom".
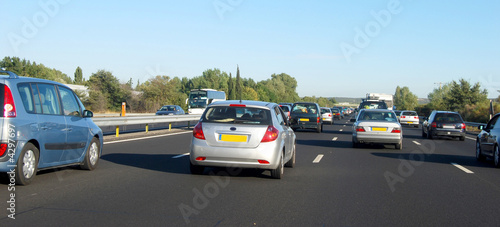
{"left": 1, "top": 0, "right": 499, "bottom": 98}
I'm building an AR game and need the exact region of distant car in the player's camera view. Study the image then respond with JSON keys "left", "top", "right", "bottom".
{"left": 394, "top": 110, "right": 402, "bottom": 120}
{"left": 351, "top": 109, "right": 403, "bottom": 149}
{"left": 422, "top": 111, "right": 466, "bottom": 141}
{"left": 358, "top": 100, "right": 388, "bottom": 110}
{"left": 331, "top": 108, "right": 344, "bottom": 120}
{"left": 290, "top": 102, "right": 323, "bottom": 133}
{"left": 156, "top": 105, "right": 185, "bottom": 115}
{"left": 399, "top": 111, "right": 419, "bottom": 128}
{"left": 190, "top": 100, "right": 296, "bottom": 179}
{"left": 0, "top": 71, "right": 103, "bottom": 185}
{"left": 279, "top": 104, "right": 292, "bottom": 121}
{"left": 320, "top": 107, "right": 333, "bottom": 125}
{"left": 476, "top": 113, "right": 500, "bottom": 167}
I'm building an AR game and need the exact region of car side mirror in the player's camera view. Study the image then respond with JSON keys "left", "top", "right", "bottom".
{"left": 83, "top": 110, "right": 93, "bottom": 118}
{"left": 350, "top": 118, "right": 356, "bottom": 122}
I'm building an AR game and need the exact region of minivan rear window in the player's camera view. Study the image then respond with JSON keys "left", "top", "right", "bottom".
{"left": 292, "top": 104, "right": 318, "bottom": 114}
{"left": 202, "top": 106, "right": 271, "bottom": 125}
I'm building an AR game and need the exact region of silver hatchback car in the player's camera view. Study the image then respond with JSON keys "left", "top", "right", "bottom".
{"left": 190, "top": 100, "right": 296, "bottom": 179}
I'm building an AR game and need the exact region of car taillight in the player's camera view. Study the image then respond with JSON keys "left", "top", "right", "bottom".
{"left": 391, "top": 128, "right": 401, "bottom": 133}
{"left": 328, "top": 114, "right": 332, "bottom": 117}
{"left": 0, "top": 143, "right": 7, "bottom": 156}
{"left": 261, "top": 125, "right": 279, "bottom": 142}
{"left": 431, "top": 122, "right": 437, "bottom": 128}
{"left": 317, "top": 117, "right": 320, "bottom": 123}
{"left": 336, "top": 113, "right": 340, "bottom": 115}
{"left": 401, "top": 116, "right": 406, "bottom": 119}
{"left": 415, "top": 116, "right": 419, "bottom": 120}
{"left": 258, "top": 160, "right": 270, "bottom": 164}
{"left": 3, "top": 85, "right": 16, "bottom": 118}
{"left": 459, "top": 123, "right": 466, "bottom": 129}
{"left": 193, "top": 122, "right": 205, "bottom": 140}
{"left": 196, "top": 157, "right": 206, "bottom": 161}
{"left": 355, "top": 126, "right": 365, "bottom": 132}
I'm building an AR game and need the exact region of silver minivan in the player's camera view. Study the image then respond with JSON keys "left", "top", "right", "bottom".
{"left": 0, "top": 71, "right": 103, "bottom": 185}
{"left": 190, "top": 100, "right": 296, "bottom": 179}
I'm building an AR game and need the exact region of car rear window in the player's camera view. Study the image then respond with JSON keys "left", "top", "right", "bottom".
{"left": 434, "top": 113, "right": 463, "bottom": 123}
{"left": 402, "top": 111, "right": 418, "bottom": 116}
{"left": 331, "top": 108, "right": 339, "bottom": 113}
{"left": 202, "top": 106, "right": 271, "bottom": 125}
{"left": 292, "top": 104, "right": 318, "bottom": 114}
{"left": 321, "top": 108, "right": 330, "bottom": 114}
{"left": 359, "top": 111, "right": 397, "bottom": 122}
{"left": 359, "top": 101, "right": 388, "bottom": 109}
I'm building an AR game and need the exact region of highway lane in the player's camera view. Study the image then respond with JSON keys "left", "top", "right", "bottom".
{"left": 2, "top": 117, "right": 500, "bottom": 226}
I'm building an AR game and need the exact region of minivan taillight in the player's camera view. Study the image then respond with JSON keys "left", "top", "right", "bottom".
{"left": 3, "top": 85, "right": 16, "bottom": 117}
{"left": 0, "top": 143, "right": 7, "bottom": 156}
{"left": 261, "top": 125, "right": 279, "bottom": 142}
{"left": 193, "top": 122, "right": 205, "bottom": 140}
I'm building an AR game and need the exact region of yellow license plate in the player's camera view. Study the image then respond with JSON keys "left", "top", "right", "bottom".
{"left": 407, "top": 122, "right": 414, "bottom": 124}
{"left": 372, "top": 127, "right": 387, "bottom": 131}
{"left": 300, "top": 118, "right": 309, "bottom": 122}
{"left": 322, "top": 118, "right": 326, "bottom": 120}
{"left": 219, "top": 134, "right": 247, "bottom": 142}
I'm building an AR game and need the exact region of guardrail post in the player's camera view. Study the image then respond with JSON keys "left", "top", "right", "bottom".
{"left": 187, "top": 121, "right": 190, "bottom": 129}
{"left": 169, "top": 123, "right": 172, "bottom": 131}
{"left": 116, "top": 126, "right": 119, "bottom": 137}
{"left": 146, "top": 124, "right": 149, "bottom": 133}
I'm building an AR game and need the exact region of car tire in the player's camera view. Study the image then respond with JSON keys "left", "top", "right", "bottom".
{"left": 15, "top": 143, "right": 39, "bottom": 185}
{"left": 270, "top": 154, "right": 284, "bottom": 179}
{"left": 476, "top": 140, "right": 485, "bottom": 161}
{"left": 81, "top": 137, "right": 100, "bottom": 170}
{"left": 316, "top": 125, "right": 321, "bottom": 133}
{"left": 459, "top": 136, "right": 465, "bottom": 141}
{"left": 422, "top": 128, "right": 427, "bottom": 138}
{"left": 395, "top": 142, "right": 402, "bottom": 150}
{"left": 427, "top": 131, "right": 433, "bottom": 140}
{"left": 190, "top": 162, "right": 205, "bottom": 175}
{"left": 494, "top": 145, "right": 500, "bottom": 168}
{"left": 285, "top": 143, "right": 296, "bottom": 168}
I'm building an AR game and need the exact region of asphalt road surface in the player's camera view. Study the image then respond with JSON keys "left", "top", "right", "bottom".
{"left": 2, "top": 117, "right": 500, "bottom": 226}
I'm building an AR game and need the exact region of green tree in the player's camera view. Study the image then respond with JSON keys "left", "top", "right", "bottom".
{"left": 87, "top": 70, "right": 130, "bottom": 112}
{"left": 241, "top": 86, "right": 258, "bottom": 100}
{"left": 235, "top": 66, "right": 242, "bottom": 100}
{"left": 228, "top": 73, "right": 235, "bottom": 100}
{"left": 445, "top": 79, "right": 488, "bottom": 111}
{"left": 74, "top": 66, "right": 83, "bottom": 84}
{"left": 394, "top": 86, "right": 418, "bottom": 110}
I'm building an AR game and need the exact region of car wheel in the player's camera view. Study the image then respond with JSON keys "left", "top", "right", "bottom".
{"left": 422, "top": 128, "right": 426, "bottom": 138}
{"left": 81, "top": 137, "right": 100, "bottom": 170}
{"left": 271, "top": 154, "right": 284, "bottom": 179}
{"left": 395, "top": 142, "right": 402, "bottom": 150}
{"left": 459, "top": 136, "right": 465, "bottom": 141}
{"left": 316, "top": 125, "right": 321, "bottom": 133}
{"left": 285, "top": 143, "right": 296, "bottom": 168}
{"left": 427, "top": 130, "right": 433, "bottom": 140}
{"left": 476, "top": 140, "right": 485, "bottom": 161}
{"left": 494, "top": 146, "right": 500, "bottom": 168}
{"left": 190, "top": 162, "right": 205, "bottom": 175}
{"left": 15, "top": 143, "right": 39, "bottom": 185}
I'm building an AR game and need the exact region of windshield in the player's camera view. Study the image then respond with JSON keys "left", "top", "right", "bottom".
{"left": 202, "top": 106, "right": 271, "bottom": 125}
{"left": 160, "top": 106, "right": 175, "bottom": 111}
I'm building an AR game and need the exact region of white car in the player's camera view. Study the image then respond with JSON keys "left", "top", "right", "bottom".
{"left": 351, "top": 109, "right": 403, "bottom": 149}
{"left": 399, "top": 110, "right": 419, "bottom": 128}
{"left": 190, "top": 100, "right": 296, "bottom": 179}
{"left": 321, "top": 107, "right": 333, "bottom": 125}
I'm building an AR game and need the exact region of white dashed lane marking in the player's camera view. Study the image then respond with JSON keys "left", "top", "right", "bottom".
{"left": 313, "top": 154, "right": 324, "bottom": 163}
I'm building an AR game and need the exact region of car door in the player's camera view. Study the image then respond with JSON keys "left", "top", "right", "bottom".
{"left": 58, "top": 86, "right": 90, "bottom": 164}
{"left": 34, "top": 83, "right": 67, "bottom": 167}
{"left": 480, "top": 115, "right": 499, "bottom": 155}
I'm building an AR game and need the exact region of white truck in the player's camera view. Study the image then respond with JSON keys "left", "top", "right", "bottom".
{"left": 365, "top": 93, "right": 394, "bottom": 110}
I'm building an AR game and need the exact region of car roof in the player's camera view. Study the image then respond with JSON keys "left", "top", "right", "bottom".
{"left": 359, "top": 109, "right": 394, "bottom": 113}
{"left": 1, "top": 74, "right": 68, "bottom": 87}
{"left": 209, "top": 100, "right": 274, "bottom": 108}
{"left": 433, "top": 110, "right": 459, "bottom": 114}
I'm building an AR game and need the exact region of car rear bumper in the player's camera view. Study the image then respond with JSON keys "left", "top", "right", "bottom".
{"left": 399, "top": 120, "right": 419, "bottom": 126}
{"left": 431, "top": 129, "right": 465, "bottom": 137}
{"left": 353, "top": 133, "right": 402, "bottom": 144}
{"left": 190, "top": 138, "right": 282, "bottom": 170}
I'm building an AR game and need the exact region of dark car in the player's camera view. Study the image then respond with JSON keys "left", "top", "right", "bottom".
{"left": 476, "top": 113, "right": 500, "bottom": 167}
{"left": 156, "top": 105, "right": 185, "bottom": 115}
{"left": 331, "top": 108, "right": 344, "bottom": 120}
{"left": 422, "top": 111, "right": 466, "bottom": 141}
{"left": 290, "top": 102, "right": 322, "bottom": 133}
